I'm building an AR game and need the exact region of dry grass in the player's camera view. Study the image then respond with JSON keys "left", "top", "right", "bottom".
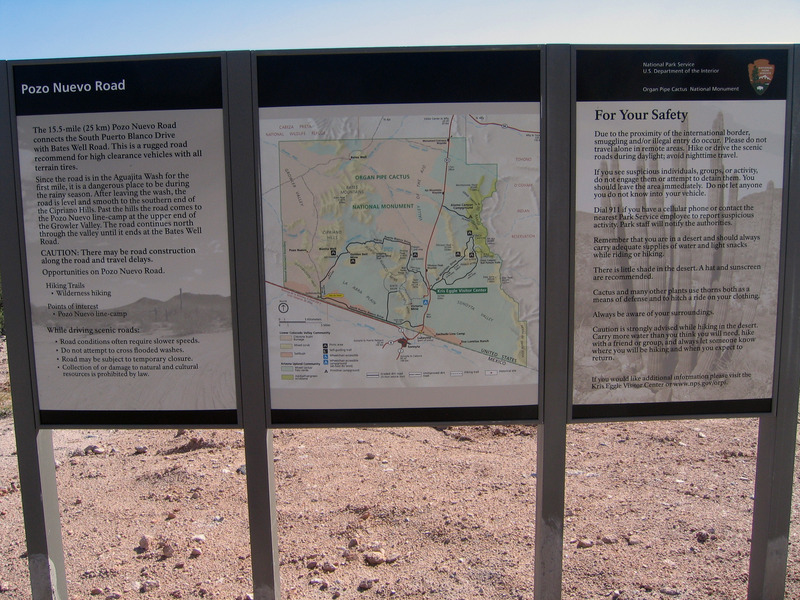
{"left": 0, "top": 390, "right": 11, "bottom": 418}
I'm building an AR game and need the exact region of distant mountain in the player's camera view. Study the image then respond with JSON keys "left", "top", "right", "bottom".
{"left": 33, "top": 292, "right": 232, "bottom": 336}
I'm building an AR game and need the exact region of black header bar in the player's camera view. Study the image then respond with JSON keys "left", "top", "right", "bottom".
{"left": 576, "top": 47, "right": 789, "bottom": 102}
{"left": 13, "top": 56, "right": 223, "bottom": 116}
{"left": 257, "top": 47, "right": 540, "bottom": 107}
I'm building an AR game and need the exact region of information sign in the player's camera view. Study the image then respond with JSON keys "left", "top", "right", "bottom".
{"left": 12, "top": 56, "right": 237, "bottom": 425}
{"left": 572, "top": 48, "right": 789, "bottom": 419}
{"left": 257, "top": 49, "right": 541, "bottom": 424}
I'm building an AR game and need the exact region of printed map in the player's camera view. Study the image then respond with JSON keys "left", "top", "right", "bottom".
{"left": 260, "top": 109, "right": 540, "bottom": 408}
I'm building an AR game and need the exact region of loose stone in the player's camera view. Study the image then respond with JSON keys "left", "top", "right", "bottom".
{"left": 358, "top": 579, "right": 377, "bottom": 591}
{"left": 364, "top": 551, "right": 386, "bottom": 566}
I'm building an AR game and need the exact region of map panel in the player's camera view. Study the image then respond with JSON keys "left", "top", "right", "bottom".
{"left": 260, "top": 106, "right": 540, "bottom": 411}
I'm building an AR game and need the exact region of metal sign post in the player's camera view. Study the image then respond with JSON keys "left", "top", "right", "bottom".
{"left": 534, "top": 43, "right": 571, "bottom": 600}
{"left": 747, "top": 44, "right": 800, "bottom": 600}
{"left": 1, "top": 61, "right": 68, "bottom": 600}
{"left": 227, "top": 51, "right": 281, "bottom": 600}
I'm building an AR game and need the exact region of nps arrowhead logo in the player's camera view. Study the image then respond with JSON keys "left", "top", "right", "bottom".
{"left": 748, "top": 59, "right": 775, "bottom": 96}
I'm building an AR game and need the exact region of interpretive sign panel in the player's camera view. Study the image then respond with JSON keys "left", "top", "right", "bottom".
{"left": 572, "top": 47, "right": 789, "bottom": 419}
{"left": 11, "top": 56, "right": 237, "bottom": 425}
{"left": 257, "top": 49, "right": 541, "bottom": 425}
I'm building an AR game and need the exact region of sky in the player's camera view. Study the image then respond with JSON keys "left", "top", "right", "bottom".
{"left": 1, "top": 0, "right": 799, "bottom": 60}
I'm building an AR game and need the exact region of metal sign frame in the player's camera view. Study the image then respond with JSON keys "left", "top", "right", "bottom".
{"left": 255, "top": 46, "right": 544, "bottom": 428}
{"left": 4, "top": 53, "right": 242, "bottom": 428}
{"left": 569, "top": 45, "right": 794, "bottom": 422}
{"left": 1, "top": 46, "right": 799, "bottom": 600}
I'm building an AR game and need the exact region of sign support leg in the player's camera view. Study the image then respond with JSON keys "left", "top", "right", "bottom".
{"left": 747, "top": 46, "right": 800, "bottom": 600}
{"left": 748, "top": 411, "right": 800, "bottom": 600}
{"left": 748, "top": 45, "right": 800, "bottom": 598}
{"left": 226, "top": 51, "right": 281, "bottom": 600}
{"left": 1, "top": 61, "right": 68, "bottom": 600}
{"left": 15, "top": 429, "right": 68, "bottom": 600}
{"left": 242, "top": 428, "right": 281, "bottom": 600}
{"left": 534, "top": 44, "right": 571, "bottom": 600}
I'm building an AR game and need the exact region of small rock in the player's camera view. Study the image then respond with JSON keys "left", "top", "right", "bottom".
{"left": 174, "top": 562, "right": 185, "bottom": 569}
{"left": 321, "top": 561, "right": 336, "bottom": 573}
{"left": 212, "top": 515, "right": 224, "bottom": 523}
{"left": 601, "top": 535, "right": 619, "bottom": 545}
{"left": 365, "top": 452, "right": 376, "bottom": 460}
{"left": 695, "top": 530, "right": 710, "bottom": 543}
{"left": 236, "top": 464, "right": 247, "bottom": 475}
{"left": 577, "top": 538, "right": 594, "bottom": 549}
{"left": 190, "top": 547, "right": 203, "bottom": 557}
{"left": 191, "top": 491, "right": 202, "bottom": 499}
{"left": 105, "top": 593, "right": 122, "bottom": 600}
{"left": 0, "top": 581, "right": 11, "bottom": 593}
{"left": 364, "top": 551, "right": 386, "bottom": 566}
{"left": 660, "top": 588, "right": 680, "bottom": 596}
{"left": 366, "top": 541, "right": 384, "bottom": 552}
{"left": 90, "top": 588, "right": 103, "bottom": 596}
{"left": 358, "top": 579, "right": 377, "bottom": 591}
{"left": 138, "top": 535, "right": 154, "bottom": 551}
{"left": 332, "top": 592, "right": 341, "bottom": 599}
{"left": 385, "top": 553, "right": 401, "bottom": 563}
{"left": 192, "top": 534, "right": 207, "bottom": 544}
{"left": 160, "top": 542, "right": 176, "bottom": 558}
{"left": 309, "top": 578, "right": 328, "bottom": 589}
{"left": 342, "top": 550, "right": 358, "bottom": 561}
{"left": 140, "top": 580, "right": 160, "bottom": 593}
{"left": 626, "top": 535, "right": 643, "bottom": 546}
{"left": 348, "top": 537, "right": 359, "bottom": 548}
{"left": 170, "top": 592, "right": 183, "bottom": 599}
{"left": 166, "top": 511, "right": 177, "bottom": 520}
{"left": 134, "top": 446, "right": 148, "bottom": 455}
{"left": 306, "top": 560, "right": 318, "bottom": 569}
{"left": 611, "top": 591, "right": 621, "bottom": 599}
